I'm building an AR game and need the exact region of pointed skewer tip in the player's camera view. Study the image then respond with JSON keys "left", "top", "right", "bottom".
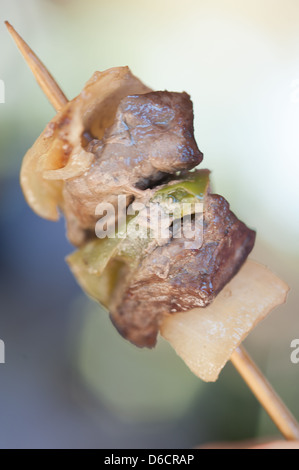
{"left": 4, "top": 21, "right": 13, "bottom": 32}
{"left": 4, "top": 21, "right": 68, "bottom": 111}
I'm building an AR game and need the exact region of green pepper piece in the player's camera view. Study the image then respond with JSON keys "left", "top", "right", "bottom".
{"left": 153, "top": 169, "right": 210, "bottom": 202}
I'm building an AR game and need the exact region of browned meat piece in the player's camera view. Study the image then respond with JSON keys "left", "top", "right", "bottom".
{"left": 63, "top": 91, "right": 203, "bottom": 245}
{"left": 110, "top": 193, "right": 256, "bottom": 348}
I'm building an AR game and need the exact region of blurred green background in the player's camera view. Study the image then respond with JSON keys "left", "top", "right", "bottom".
{"left": 0, "top": 0, "right": 298, "bottom": 448}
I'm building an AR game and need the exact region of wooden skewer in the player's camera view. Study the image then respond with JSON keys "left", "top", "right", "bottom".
{"left": 5, "top": 21, "right": 68, "bottom": 111}
{"left": 6, "top": 21, "right": 299, "bottom": 442}
{"left": 231, "top": 345, "right": 299, "bottom": 441}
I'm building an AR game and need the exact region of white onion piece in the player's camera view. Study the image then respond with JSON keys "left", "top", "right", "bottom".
{"left": 160, "top": 259, "right": 289, "bottom": 382}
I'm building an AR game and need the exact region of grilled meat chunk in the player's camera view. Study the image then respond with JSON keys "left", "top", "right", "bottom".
{"left": 63, "top": 91, "right": 203, "bottom": 245}
{"left": 110, "top": 193, "right": 256, "bottom": 348}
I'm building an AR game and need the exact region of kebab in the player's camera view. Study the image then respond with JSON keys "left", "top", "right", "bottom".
{"left": 6, "top": 21, "right": 299, "bottom": 441}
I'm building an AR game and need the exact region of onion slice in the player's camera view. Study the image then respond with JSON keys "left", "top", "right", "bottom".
{"left": 160, "top": 259, "right": 289, "bottom": 382}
